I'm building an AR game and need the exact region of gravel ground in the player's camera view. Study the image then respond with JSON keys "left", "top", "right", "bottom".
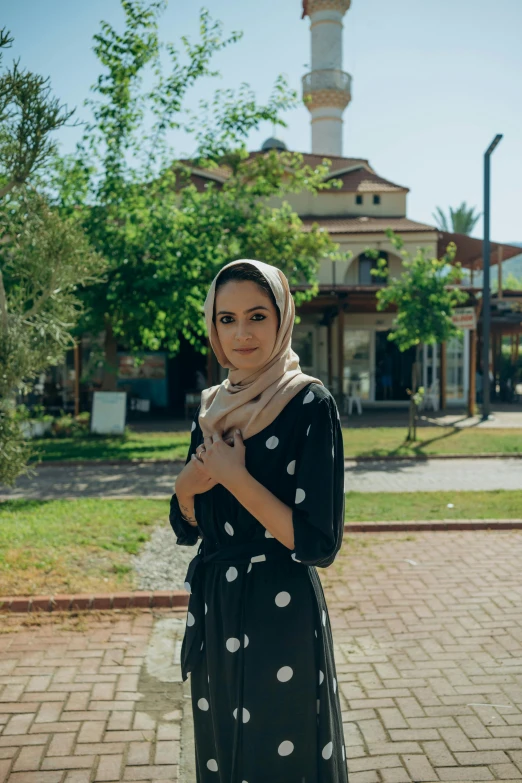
{"left": 131, "top": 523, "right": 199, "bottom": 591}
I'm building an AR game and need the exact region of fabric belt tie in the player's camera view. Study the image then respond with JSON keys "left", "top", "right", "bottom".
{"left": 180, "top": 536, "right": 293, "bottom": 682}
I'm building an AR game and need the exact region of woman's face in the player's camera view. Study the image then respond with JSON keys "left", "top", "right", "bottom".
{"left": 214, "top": 280, "right": 279, "bottom": 371}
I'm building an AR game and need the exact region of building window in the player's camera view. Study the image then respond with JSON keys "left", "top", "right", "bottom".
{"left": 373, "top": 194, "right": 381, "bottom": 205}
{"left": 358, "top": 251, "right": 388, "bottom": 285}
{"left": 355, "top": 194, "right": 363, "bottom": 205}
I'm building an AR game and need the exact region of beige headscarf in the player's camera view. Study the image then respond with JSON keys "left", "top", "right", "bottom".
{"left": 198, "top": 259, "right": 325, "bottom": 442}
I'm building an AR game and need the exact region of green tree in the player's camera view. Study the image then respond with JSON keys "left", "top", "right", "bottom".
{"left": 0, "top": 28, "right": 105, "bottom": 485}
{"left": 52, "top": 0, "right": 347, "bottom": 389}
{"left": 432, "top": 201, "right": 481, "bottom": 235}
{"left": 371, "top": 229, "right": 468, "bottom": 440}
{"left": 502, "top": 272, "right": 522, "bottom": 291}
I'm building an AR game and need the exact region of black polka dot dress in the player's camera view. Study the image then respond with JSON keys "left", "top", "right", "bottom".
{"left": 169, "top": 382, "right": 349, "bottom": 783}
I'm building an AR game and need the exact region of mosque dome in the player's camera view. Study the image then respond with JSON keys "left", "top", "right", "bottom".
{"left": 261, "top": 137, "right": 287, "bottom": 152}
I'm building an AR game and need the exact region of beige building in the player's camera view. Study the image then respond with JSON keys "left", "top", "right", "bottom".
{"left": 46, "top": 0, "right": 521, "bottom": 418}
{"left": 199, "top": 0, "right": 521, "bottom": 412}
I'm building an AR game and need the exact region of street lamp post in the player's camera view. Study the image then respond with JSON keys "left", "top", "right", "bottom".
{"left": 482, "top": 133, "right": 503, "bottom": 421}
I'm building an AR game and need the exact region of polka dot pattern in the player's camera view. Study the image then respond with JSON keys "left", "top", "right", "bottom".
{"left": 322, "top": 741, "right": 333, "bottom": 760}
{"left": 275, "top": 591, "right": 291, "bottom": 608}
{"left": 277, "top": 665, "right": 293, "bottom": 682}
{"left": 226, "top": 637, "right": 240, "bottom": 653}
{"left": 180, "top": 385, "right": 347, "bottom": 781}
{"left": 233, "top": 706, "right": 251, "bottom": 723}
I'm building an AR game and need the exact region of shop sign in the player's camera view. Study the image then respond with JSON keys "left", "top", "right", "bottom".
{"left": 451, "top": 307, "right": 476, "bottom": 330}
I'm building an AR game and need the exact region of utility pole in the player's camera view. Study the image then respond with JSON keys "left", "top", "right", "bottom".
{"left": 482, "top": 133, "right": 503, "bottom": 420}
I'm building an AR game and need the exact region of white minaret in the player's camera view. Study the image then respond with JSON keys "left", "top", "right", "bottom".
{"left": 301, "top": 0, "right": 352, "bottom": 156}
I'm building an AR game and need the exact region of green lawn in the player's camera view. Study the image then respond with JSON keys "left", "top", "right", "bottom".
{"left": 30, "top": 426, "right": 522, "bottom": 463}
{"left": 344, "top": 490, "right": 522, "bottom": 521}
{"left": 1, "top": 492, "right": 521, "bottom": 596}
{"left": 0, "top": 498, "right": 167, "bottom": 597}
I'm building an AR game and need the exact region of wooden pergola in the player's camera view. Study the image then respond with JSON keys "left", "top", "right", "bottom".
{"left": 438, "top": 232, "right": 522, "bottom": 412}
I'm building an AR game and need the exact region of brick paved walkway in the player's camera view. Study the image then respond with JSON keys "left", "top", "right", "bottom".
{"left": 1, "top": 529, "right": 522, "bottom": 782}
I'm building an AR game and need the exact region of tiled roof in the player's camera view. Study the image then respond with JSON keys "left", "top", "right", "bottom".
{"left": 325, "top": 167, "right": 409, "bottom": 193}
{"left": 174, "top": 151, "right": 376, "bottom": 185}
{"left": 247, "top": 149, "right": 373, "bottom": 173}
{"left": 300, "top": 216, "right": 437, "bottom": 234}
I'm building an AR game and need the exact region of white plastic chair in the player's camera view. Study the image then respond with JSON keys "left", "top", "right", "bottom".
{"left": 345, "top": 380, "right": 363, "bottom": 415}
{"left": 422, "top": 379, "right": 439, "bottom": 412}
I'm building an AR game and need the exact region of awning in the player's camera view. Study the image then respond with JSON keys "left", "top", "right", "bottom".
{"left": 438, "top": 231, "right": 521, "bottom": 270}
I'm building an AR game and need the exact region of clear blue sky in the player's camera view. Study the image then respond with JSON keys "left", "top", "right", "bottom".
{"left": 3, "top": 0, "right": 521, "bottom": 242}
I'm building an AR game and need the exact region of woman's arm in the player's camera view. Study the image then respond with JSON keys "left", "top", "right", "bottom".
{"left": 223, "top": 469, "right": 295, "bottom": 551}
{"left": 174, "top": 477, "right": 198, "bottom": 528}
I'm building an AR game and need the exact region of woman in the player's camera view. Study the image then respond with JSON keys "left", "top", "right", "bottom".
{"left": 170, "top": 259, "right": 348, "bottom": 783}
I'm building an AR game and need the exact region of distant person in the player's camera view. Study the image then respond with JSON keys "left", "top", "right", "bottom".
{"left": 380, "top": 349, "right": 393, "bottom": 400}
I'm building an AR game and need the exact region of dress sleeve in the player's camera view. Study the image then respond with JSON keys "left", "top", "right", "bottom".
{"left": 291, "top": 393, "right": 345, "bottom": 568}
{"left": 169, "top": 403, "right": 202, "bottom": 546}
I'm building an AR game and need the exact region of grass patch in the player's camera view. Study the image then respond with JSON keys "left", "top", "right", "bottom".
{"left": 1, "top": 492, "right": 522, "bottom": 596}
{"left": 344, "top": 427, "right": 522, "bottom": 458}
{"left": 30, "top": 426, "right": 522, "bottom": 463}
{"left": 31, "top": 433, "right": 191, "bottom": 463}
{"left": 344, "top": 490, "right": 522, "bottom": 522}
{"left": 0, "top": 498, "right": 168, "bottom": 597}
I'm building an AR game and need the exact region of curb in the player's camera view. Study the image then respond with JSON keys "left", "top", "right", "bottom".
{"left": 0, "top": 590, "right": 189, "bottom": 614}
{"left": 346, "top": 518, "right": 522, "bottom": 532}
{"left": 29, "top": 452, "right": 522, "bottom": 468}
{"left": 348, "top": 452, "right": 522, "bottom": 462}
{"left": 2, "top": 519, "right": 521, "bottom": 614}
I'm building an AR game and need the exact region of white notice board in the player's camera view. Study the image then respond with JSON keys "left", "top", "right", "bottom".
{"left": 91, "top": 392, "right": 127, "bottom": 435}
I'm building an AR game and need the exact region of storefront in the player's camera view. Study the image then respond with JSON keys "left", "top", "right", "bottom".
{"left": 279, "top": 309, "right": 473, "bottom": 408}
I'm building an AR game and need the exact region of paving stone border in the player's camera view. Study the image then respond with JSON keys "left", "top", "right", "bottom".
{"left": 2, "top": 519, "right": 521, "bottom": 615}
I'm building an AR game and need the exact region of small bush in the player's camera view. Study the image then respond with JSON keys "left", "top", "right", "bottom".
{"left": 51, "top": 412, "right": 91, "bottom": 438}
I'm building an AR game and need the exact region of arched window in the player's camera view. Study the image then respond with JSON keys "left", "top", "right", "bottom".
{"left": 358, "top": 251, "right": 388, "bottom": 285}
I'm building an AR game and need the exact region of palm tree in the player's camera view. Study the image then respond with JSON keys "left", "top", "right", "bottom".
{"left": 432, "top": 202, "right": 482, "bottom": 235}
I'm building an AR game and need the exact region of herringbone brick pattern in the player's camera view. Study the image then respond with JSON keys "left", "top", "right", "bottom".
{"left": 0, "top": 611, "right": 187, "bottom": 782}
{"left": 1, "top": 530, "right": 521, "bottom": 781}
{"left": 322, "top": 530, "right": 522, "bottom": 782}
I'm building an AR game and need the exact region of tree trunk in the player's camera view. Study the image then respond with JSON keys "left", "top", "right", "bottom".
{"left": 101, "top": 318, "right": 118, "bottom": 391}
{"left": 407, "top": 345, "right": 421, "bottom": 441}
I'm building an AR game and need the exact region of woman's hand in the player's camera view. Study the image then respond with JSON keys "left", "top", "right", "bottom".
{"left": 177, "top": 433, "right": 235, "bottom": 496}
{"left": 178, "top": 456, "right": 219, "bottom": 496}
{"left": 194, "top": 429, "right": 246, "bottom": 490}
